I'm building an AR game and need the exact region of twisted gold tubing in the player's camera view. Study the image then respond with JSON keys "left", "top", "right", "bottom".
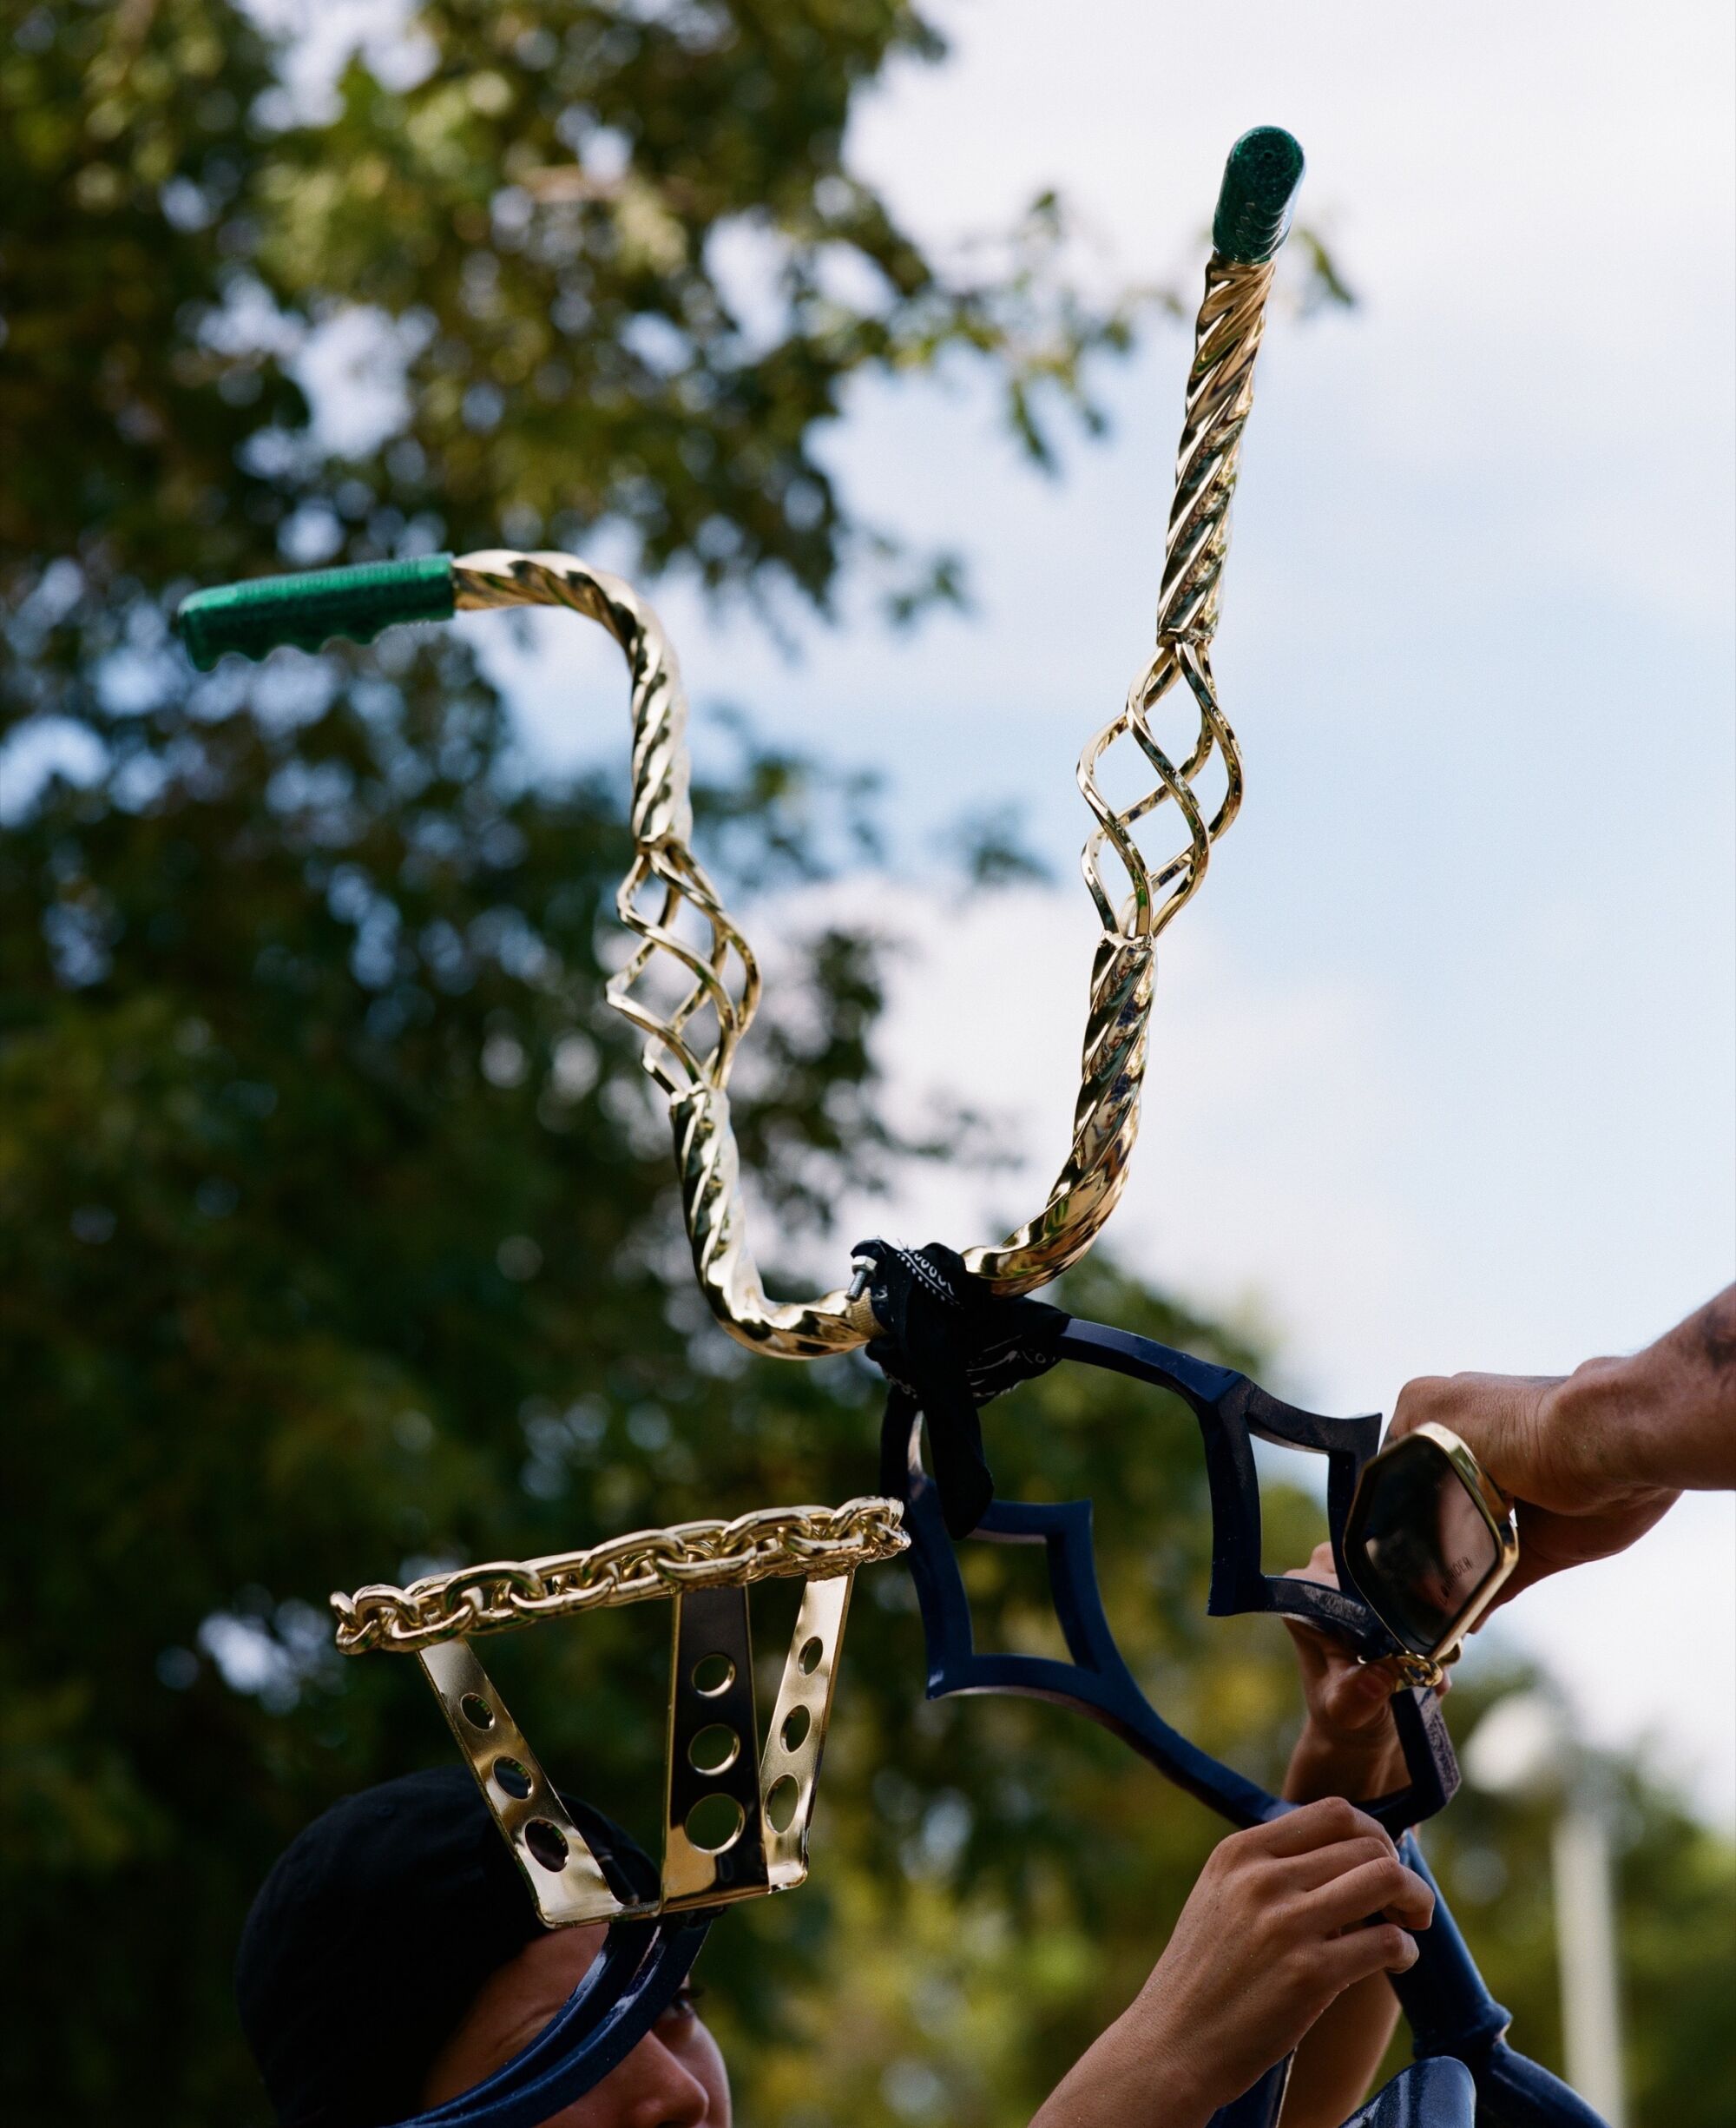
{"left": 453, "top": 549, "right": 869, "bottom": 1356}
{"left": 966, "top": 254, "right": 1275, "bottom": 1292}
{"left": 446, "top": 252, "right": 1279, "bottom": 1346}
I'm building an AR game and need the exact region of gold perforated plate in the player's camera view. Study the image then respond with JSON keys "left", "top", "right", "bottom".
{"left": 342, "top": 1504, "right": 900, "bottom": 1927}
{"left": 412, "top": 1573, "right": 859, "bottom": 1927}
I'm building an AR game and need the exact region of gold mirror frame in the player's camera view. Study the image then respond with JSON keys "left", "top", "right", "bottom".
{"left": 1344, "top": 1423, "right": 1520, "bottom": 1684}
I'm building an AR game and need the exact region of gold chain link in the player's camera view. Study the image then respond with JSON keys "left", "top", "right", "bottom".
{"left": 1394, "top": 1650, "right": 1449, "bottom": 1692}
{"left": 331, "top": 1497, "right": 909, "bottom": 1654}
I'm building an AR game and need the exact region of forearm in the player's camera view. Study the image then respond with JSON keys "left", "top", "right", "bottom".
{"left": 1551, "top": 1284, "right": 1736, "bottom": 1497}
{"left": 1029, "top": 1998, "right": 1216, "bottom": 2128}
{"left": 1035, "top": 1802, "right": 1433, "bottom": 2128}
{"left": 1281, "top": 1973, "right": 1399, "bottom": 2128}
{"left": 1284, "top": 1723, "right": 1404, "bottom": 1811}
{"left": 1276, "top": 1715, "right": 1404, "bottom": 2121}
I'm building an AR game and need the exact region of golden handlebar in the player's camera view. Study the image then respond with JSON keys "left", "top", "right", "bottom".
{"left": 445, "top": 246, "right": 1280, "bottom": 1354}
{"left": 175, "top": 147, "right": 1296, "bottom": 1357}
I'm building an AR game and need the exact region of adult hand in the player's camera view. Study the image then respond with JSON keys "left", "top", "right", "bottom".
{"left": 1029, "top": 1798, "right": 1432, "bottom": 2128}
{"left": 1273, "top": 1549, "right": 1449, "bottom": 2125}
{"left": 1280, "top": 1544, "right": 1447, "bottom": 1802}
{"left": 1389, "top": 1364, "right": 1679, "bottom": 1604}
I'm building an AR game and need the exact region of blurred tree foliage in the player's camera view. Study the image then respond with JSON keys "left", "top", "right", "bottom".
{"left": 2, "top": 3, "right": 1730, "bottom": 2125}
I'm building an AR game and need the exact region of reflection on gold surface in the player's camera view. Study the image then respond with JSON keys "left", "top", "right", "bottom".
{"left": 334, "top": 1502, "right": 904, "bottom": 1925}
{"left": 447, "top": 249, "right": 1286, "bottom": 1354}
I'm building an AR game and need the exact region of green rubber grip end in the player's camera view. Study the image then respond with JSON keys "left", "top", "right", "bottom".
{"left": 1212, "top": 127, "right": 1305, "bottom": 264}
{"left": 174, "top": 554, "right": 457, "bottom": 670}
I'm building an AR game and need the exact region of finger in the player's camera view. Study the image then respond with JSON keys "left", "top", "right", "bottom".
{"left": 1388, "top": 1372, "right": 1514, "bottom": 1454}
{"left": 1293, "top": 1652, "right": 1406, "bottom": 1735}
{"left": 1305, "top": 1855, "right": 1435, "bottom": 1935}
{"left": 1385, "top": 1377, "right": 1444, "bottom": 1443}
{"left": 1504, "top": 1493, "right": 1680, "bottom": 1604}
{"left": 1316, "top": 1921, "right": 1420, "bottom": 1989}
{"left": 1280, "top": 1541, "right": 1338, "bottom": 1585}
{"left": 1389, "top": 1371, "right": 1565, "bottom": 1502}
{"left": 1279, "top": 1616, "right": 1332, "bottom": 1685}
{"left": 1283, "top": 1833, "right": 1397, "bottom": 1895}
{"left": 1325, "top": 1660, "right": 1406, "bottom": 1715}
{"left": 1254, "top": 1797, "right": 1391, "bottom": 1859}
{"left": 1279, "top": 1601, "right": 1384, "bottom": 1686}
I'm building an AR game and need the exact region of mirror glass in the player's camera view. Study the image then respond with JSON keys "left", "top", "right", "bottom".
{"left": 1345, "top": 1436, "right": 1500, "bottom": 1656}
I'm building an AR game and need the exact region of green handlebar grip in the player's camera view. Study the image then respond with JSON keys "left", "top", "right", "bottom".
{"left": 1212, "top": 127, "right": 1305, "bottom": 265}
{"left": 174, "top": 554, "right": 457, "bottom": 670}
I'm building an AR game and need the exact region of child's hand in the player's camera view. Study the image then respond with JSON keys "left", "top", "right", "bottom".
{"left": 1280, "top": 1542, "right": 1450, "bottom": 1804}
{"left": 1029, "top": 1799, "right": 1434, "bottom": 2128}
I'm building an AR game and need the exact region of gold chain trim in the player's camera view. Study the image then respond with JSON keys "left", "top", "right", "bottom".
{"left": 331, "top": 1497, "right": 909, "bottom": 1653}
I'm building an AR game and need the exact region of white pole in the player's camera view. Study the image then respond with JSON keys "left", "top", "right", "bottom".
{"left": 1551, "top": 1798, "right": 1628, "bottom": 2127}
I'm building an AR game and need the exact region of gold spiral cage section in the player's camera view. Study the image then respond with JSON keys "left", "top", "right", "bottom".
{"left": 451, "top": 548, "right": 872, "bottom": 1358}
{"left": 451, "top": 254, "right": 1281, "bottom": 1357}
{"left": 966, "top": 254, "right": 1274, "bottom": 1289}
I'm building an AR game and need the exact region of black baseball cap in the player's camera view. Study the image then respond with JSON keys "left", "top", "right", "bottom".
{"left": 235, "top": 1766, "right": 658, "bottom": 2128}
